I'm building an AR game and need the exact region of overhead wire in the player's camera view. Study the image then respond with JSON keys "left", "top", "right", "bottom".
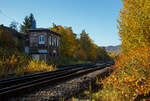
{"left": 0, "top": 9, "right": 21, "bottom": 25}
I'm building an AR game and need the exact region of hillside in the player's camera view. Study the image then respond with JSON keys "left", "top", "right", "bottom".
{"left": 105, "top": 45, "right": 120, "bottom": 54}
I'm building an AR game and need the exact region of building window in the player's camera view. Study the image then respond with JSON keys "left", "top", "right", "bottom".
{"left": 53, "top": 49, "right": 57, "bottom": 57}
{"left": 49, "top": 36, "right": 52, "bottom": 46}
{"left": 25, "top": 46, "right": 29, "bottom": 53}
{"left": 39, "top": 35, "right": 45, "bottom": 44}
{"left": 54, "top": 37, "right": 56, "bottom": 47}
{"left": 32, "top": 33, "right": 37, "bottom": 37}
{"left": 57, "top": 38, "right": 59, "bottom": 47}
{"left": 52, "top": 37, "right": 56, "bottom": 47}
{"left": 52, "top": 37, "right": 54, "bottom": 46}
{"left": 32, "top": 54, "right": 40, "bottom": 60}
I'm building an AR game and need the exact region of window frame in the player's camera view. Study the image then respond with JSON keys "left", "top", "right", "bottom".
{"left": 49, "top": 36, "right": 52, "bottom": 46}
{"left": 39, "top": 35, "right": 45, "bottom": 44}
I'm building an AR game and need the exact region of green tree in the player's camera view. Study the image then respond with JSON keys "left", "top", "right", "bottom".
{"left": 21, "top": 13, "right": 36, "bottom": 33}
{"left": 0, "top": 27, "right": 18, "bottom": 56}
{"left": 9, "top": 21, "right": 18, "bottom": 31}
{"left": 0, "top": 27, "right": 15, "bottom": 49}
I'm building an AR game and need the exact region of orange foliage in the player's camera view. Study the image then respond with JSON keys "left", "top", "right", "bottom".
{"left": 96, "top": 0, "right": 150, "bottom": 100}
{"left": 99, "top": 47, "right": 150, "bottom": 100}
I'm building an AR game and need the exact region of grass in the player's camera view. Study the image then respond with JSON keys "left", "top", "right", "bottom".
{"left": 0, "top": 54, "right": 86, "bottom": 79}
{"left": 0, "top": 55, "right": 56, "bottom": 78}
{"left": 48, "top": 57, "right": 87, "bottom": 66}
{"left": 0, "top": 53, "right": 87, "bottom": 79}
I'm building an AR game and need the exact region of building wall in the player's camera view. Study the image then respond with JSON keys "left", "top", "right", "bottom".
{"left": 29, "top": 30, "right": 60, "bottom": 61}
{"left": 29, "top": 32, "right": 48, "bottom": 48}
{"left": 47, "top": 32, "right": 60, "bottom": 59}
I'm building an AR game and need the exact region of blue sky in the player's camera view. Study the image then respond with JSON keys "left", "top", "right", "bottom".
{"left": 0, "top": 0, "right": 122, "bottom": 46}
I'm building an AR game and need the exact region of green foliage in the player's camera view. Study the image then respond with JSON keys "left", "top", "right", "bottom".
{"left": 0, "top": 27, "right": 16, "bottom": 49}
{"left": 0, "top": 24, "right": 55, "bottom": 78}
{"left": 9, "top": 21, "right": 18, "bottom": 31}
{"left": 48, "top": 57, "right": 86, "bottom": 66}
{"left": 0, "top": 27, "right": 25, "bottom": 56}
{"left": 21, "top": 13, "right": 36, "bottom": 33}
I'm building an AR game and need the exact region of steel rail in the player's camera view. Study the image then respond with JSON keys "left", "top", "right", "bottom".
{"left": 0, "top": 62, "right": 112, "bottom": 100}
{"left": 0, "top": 63, "right": 94, "bottom": 89}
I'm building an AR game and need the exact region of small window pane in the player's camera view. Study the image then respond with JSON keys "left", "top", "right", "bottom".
{"left": 49, "top": 36, "right": 51, "bottom": 45}
{"left": 39, "top": 35, "right": 45, "bottom": 44}
{"left": 57, "top": 39, "right": 59, "bottom": 47}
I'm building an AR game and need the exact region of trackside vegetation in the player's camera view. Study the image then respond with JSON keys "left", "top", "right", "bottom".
{"left": 0, "top": 55, "right": 56, "bottom": 78}
{"left": 90, "top": 0, "right": 150, "bottom": 101}
{"left": 0, "top": 14, "right": 111, "bottom": 78}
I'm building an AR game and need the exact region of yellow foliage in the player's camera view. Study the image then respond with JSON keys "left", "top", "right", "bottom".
{"left": 108, "top": 53, "right": 118, "bottom": 60}
{"left": 51, "top": 25, "right": 77, "bottom": 58}
{"left": 51, "top": 24, "right": 108, "bottom": 62}
{"left": 0, "top": 55, "right": 56, "bottom": 78}
{"left": 94, "top": 47, "right": 150, "bottom": 101}
{"left": 118, "top": 0, "right": 150, "bottom": 52}
{"left": 25, "top": 59, "right": 56, "bottom": 72}
{"left": 93, "top": 0, "right": 150, "bottom": 100}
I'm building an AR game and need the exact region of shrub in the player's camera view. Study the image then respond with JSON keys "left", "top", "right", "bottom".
{"left": 0, "top": 55, "right": 56, "bottom": 78}
{"left": 0, "top": 55, "right": 29, "bottom": 76}
{"left": 25, "top": 59, "right": 56, "bottom": 72}
{"left": 93, "top": 47, "right": 150, "bottom": 101}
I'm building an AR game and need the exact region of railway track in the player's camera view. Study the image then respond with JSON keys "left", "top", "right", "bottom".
{"left": 0, "top": 62, "right": 113, "bottom": 100}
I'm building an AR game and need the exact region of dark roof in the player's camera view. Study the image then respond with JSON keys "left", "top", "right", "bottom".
{"left": 26, "top": 28, "right": 61, "bottom": 36}
{"left": 0, "top": 24, "right": 25, "bottom": 39}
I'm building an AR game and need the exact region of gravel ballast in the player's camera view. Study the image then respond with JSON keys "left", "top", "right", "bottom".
{"left": 8, "top": 67, "right": 112, "bottom": 101}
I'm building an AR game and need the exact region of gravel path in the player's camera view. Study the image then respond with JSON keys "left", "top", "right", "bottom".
{"left": 8, "top": 67, "right": 111, "bottom": 101}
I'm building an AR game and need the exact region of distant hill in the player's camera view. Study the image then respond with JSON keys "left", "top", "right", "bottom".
{"left": 105, "top": 45, "right": 121, "bottom": 54}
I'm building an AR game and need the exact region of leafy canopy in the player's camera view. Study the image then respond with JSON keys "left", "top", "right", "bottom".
{"left": 118, "top": 0, "right": 150, "bottom": 52}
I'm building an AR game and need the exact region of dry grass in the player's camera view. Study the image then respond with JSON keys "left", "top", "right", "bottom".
{"left": 0, "top": 55, "right": 56, "bottom": 78}
{"left": 25, "top": 59, "right": 56, "bottom": 72}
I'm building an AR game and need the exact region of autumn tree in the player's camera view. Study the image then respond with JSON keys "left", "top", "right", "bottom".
{"left": 94, "top": 1, "right": 150, "bottom": 100}
{"left": 96, "top": 47, "right": 110, "bottom": 61}
{"left": 80, "top": 30, "right": 91, "bottom": 59}
{"left": 118, "top": 0, "right": 150, "bottom": 52}
{"left": 21, "top": 13, "right": 36, "bottom": 33}
{"left": 98, "top": 1, "right": 150, "bottom": 100}
{"left": 79, "top": 30, "right": 99, "bottom": 61}
{"left": 51, "top": 24, "right": 110, "bottom": 62}
{"left": 50, "top": 24, "right": 77, "bottom": 58}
